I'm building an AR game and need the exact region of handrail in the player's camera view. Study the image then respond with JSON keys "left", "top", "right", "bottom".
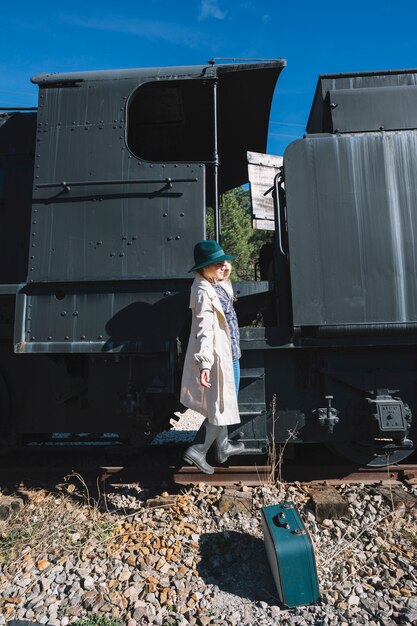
{"left": 35, "top": 177, "right": 198, "bottom": 192}
{"left": 274, "top": 172, "right": 286, "bottom": 257}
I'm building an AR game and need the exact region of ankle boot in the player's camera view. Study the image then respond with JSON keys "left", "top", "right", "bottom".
{"left": 183, "top": 419, "right": 221, "bottom": 474}
{"left": 215, "top": 426, "right": 245, "bottom": 464}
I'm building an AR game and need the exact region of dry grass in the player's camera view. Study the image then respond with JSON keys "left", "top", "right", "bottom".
{"left": 261, "top": 394, "right": 298, "bottom": 485}
{"left": 0, "top": 474, "right": 194, "bottom": 580}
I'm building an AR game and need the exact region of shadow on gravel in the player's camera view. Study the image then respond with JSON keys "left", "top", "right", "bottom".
{"left": 197, "top": 530, "right": 279, "bottom": 604}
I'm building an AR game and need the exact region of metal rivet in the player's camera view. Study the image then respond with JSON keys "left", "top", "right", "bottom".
{"left": 81, "top": 335, "right": 86, "bottom": 340}
{"left": 98, "top": 335, "right": 103, "bottom": 340}
{"left": 180, "top": 212, "right": 185, "bottom": 217}
{"left": 64, "top": 336, "right": 69, "bottom": 340}
{"left": 48, "top": 336, "right": 52, "bottom": 340}
{"left": 175, "top": 236, "right": 180, "bottom": 240}
{"left": 167, "top": 237, "right": 172, "bottom": 241}
{"left": 163, "top": 213, "right": 168, "bottom": 217}
{"left": 73, "top": 311, "right": 79, "bottom": 316}
{"left": 60, "top": 311, "right": 67, "bottom": 316}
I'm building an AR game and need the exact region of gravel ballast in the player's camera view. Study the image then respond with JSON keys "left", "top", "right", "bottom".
{"left": 0, "top": 476, "right": 416, "bottom": 626}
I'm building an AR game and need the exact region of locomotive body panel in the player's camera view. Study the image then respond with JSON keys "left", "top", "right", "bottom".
{"left": 285, "top": 131, "right": 417, "bottom": 328}
{"left": 0, "top": 113, "right": 36, "bottom": 284}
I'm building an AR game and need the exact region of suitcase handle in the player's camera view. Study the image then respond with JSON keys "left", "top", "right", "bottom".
{"left": 272, "top": 514, "right": 307, "bottom": 535}
{"left": 272, "top": 514, "right": 290, "bottom": 529}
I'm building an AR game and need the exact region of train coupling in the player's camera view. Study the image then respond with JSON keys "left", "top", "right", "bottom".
{"left": 318, "top": 395, "right": 339, "bottom": 434}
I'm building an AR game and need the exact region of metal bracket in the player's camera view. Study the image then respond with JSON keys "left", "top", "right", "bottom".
{"left": 318, "top": 395, "right": 339, "bottom": 434}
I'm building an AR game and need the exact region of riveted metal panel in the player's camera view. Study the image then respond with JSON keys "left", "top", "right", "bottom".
{"left": 328, "top": 86, "right": 417, "bottom": 133}
{"left": 15, "top": 281, "right": 191, "bottom": 351}
{"left": 284, "top": 131, "right": 417, "bottom": 327}
{"left": 31, "top": 78, "right": 205, "bottom": 282}
{"left": 307, "top": 69, "right": 417, "bottom": 134}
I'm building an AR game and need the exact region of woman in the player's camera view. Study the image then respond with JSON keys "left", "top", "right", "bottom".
{"left": 180, "top": 240, "right": 245, "bottom": 474}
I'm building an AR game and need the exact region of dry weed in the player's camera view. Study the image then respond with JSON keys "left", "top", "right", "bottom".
{"left": 260, "top": 394, "right": 298, "bottom": 485}
{"left": 0, "top": 475, "right": 194, "bottom": 581}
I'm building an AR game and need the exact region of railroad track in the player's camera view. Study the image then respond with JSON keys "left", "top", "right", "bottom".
{"left": 4, "top": 464, "right": 416, "bottom": 486}
{"left": 171, "top": 463, "right": 417, "bottom": 486}
{"left": 0, "top": 444, "right": 415, "bottom": 488}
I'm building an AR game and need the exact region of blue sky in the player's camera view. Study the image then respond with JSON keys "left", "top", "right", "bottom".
{"left": 3, "top": 0, "right": 417, "bottom": 156}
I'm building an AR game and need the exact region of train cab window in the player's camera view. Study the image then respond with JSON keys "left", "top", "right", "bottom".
{"left": 127, "top": 79, "right": 214, "bottom": 162}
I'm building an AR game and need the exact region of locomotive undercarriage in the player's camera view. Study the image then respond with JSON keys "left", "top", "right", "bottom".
{"left": 0, "top": 292, "right": 414, "bottom": 466}
{"left": 228, "top": 326, "right": 416, "bottom": 467}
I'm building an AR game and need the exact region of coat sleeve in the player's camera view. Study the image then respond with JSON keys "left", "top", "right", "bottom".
{"left": 193, "top": 289, "right": 215, "bottom": 371}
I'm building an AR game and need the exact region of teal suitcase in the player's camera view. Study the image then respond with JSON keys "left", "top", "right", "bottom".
{"left": 261, "top": 502, "right": 319, "bottom": 607}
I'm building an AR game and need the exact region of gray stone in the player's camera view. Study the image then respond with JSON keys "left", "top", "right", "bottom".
{"left": 40, "top": 578, "right": 52, "bottom": 592}
{"left": 82, "top": 575, "right": 95, "bottom": 590}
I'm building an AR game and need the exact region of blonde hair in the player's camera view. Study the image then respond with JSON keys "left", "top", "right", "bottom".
{"left": 222, "top": 261, "right": 232, "bottom": 280}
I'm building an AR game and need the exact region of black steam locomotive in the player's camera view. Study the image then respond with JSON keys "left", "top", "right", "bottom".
{"left": 0, "top": 59, "right": 415, "bottom": 466}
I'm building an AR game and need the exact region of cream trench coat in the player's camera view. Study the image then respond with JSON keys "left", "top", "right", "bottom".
{"left": 180, "top": 273, "right": 241, "bottom": 426}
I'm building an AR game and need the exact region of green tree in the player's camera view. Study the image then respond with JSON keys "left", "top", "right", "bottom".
{"left": 206, "top": 187, "right": 273, "bottom": 280}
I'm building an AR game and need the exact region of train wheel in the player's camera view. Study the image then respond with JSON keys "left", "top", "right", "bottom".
{"left": 327, "top": 441, "right": 414, "bottom": 467}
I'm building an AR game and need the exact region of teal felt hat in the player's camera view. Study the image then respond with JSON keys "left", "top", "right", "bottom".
{"left": 189, "top": 240, "right": 235, "bottom": 272}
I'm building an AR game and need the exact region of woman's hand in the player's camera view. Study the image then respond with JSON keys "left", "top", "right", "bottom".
{"left": 200, "top": 369, "right": 211, "bottom": 388}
